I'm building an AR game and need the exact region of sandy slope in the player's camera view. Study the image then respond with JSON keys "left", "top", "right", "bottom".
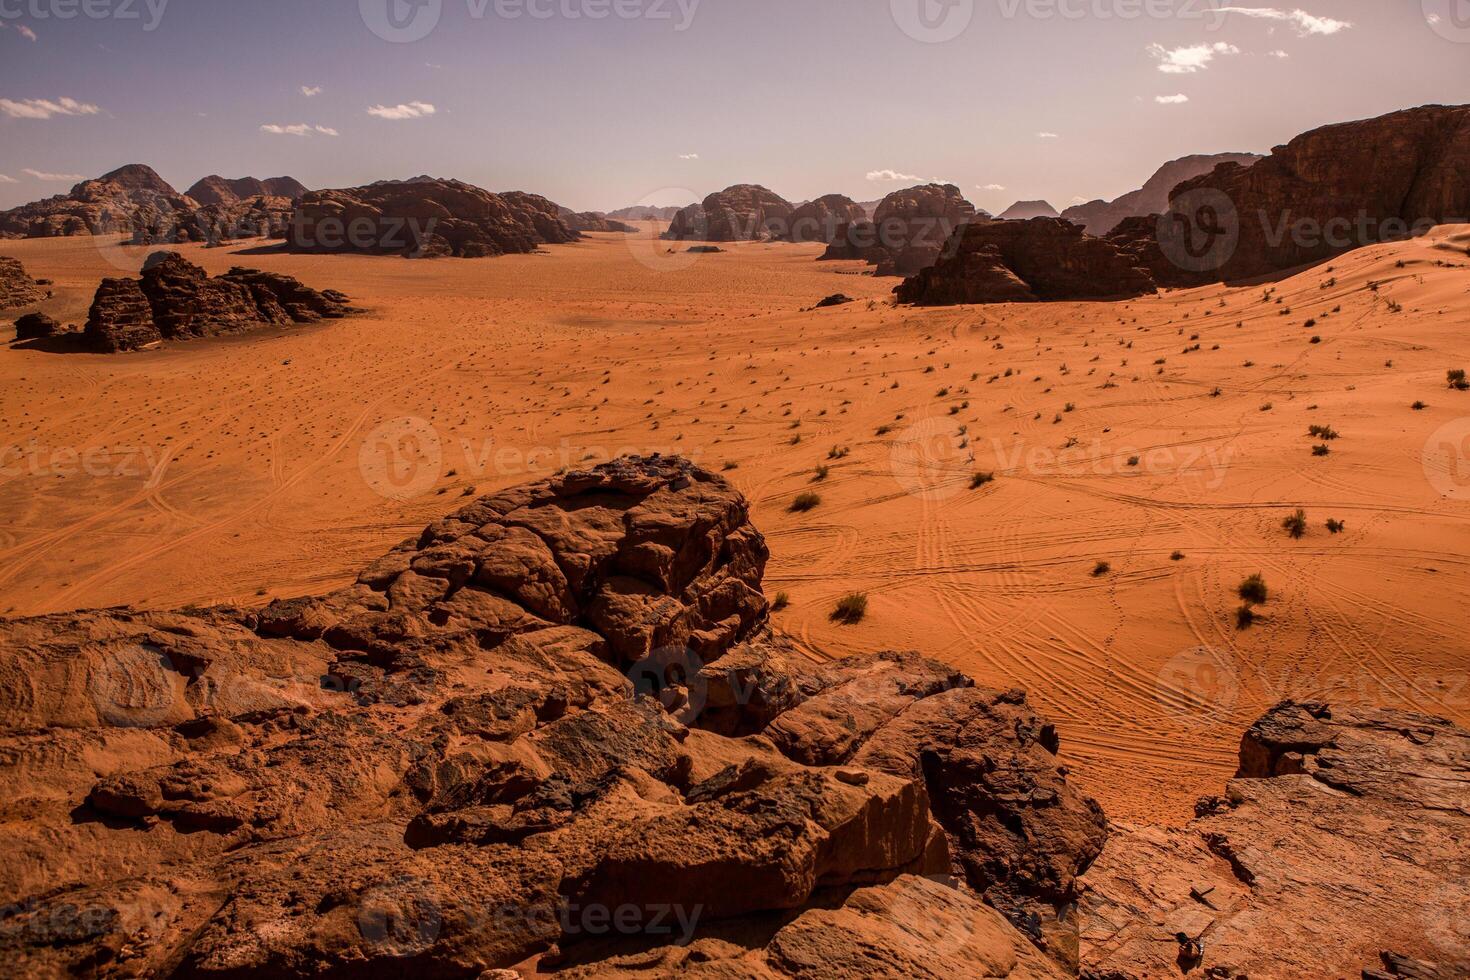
{"left": 2, "top": 223, "right": 1468, "bottom": 823}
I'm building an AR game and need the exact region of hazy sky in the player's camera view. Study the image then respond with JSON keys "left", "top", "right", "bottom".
{"left": 1, "top": 0, "right": 1467, "bottom": 213}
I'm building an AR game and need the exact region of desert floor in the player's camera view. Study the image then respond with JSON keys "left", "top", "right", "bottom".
{"left": 2, "top": 224, "right": 1468, "bottom": 823}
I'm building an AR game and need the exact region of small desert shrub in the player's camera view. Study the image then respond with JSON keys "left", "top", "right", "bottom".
{"left": 1238, "top": 573, "right": 1269, "bottom": 604}
{"left": 771, "top": 591, "right": 790, "bottom": 612}
{"left": 1170, "top": 551, "right": 1185, "bottom": 561}
{"left": 1326, "top": 519, "right": 1346, "bottom": 534}
{"left": 1282, "top": 509, "right": 1308, "bottom": 538}
{"left": 1236, "top": 604, "right": 1256, "bottom": 629}
{"left": 722, "top": 461, "right": 739, "bottom": 471}
{"left": 828, "top": 445, "right": 850, "bottom": 459}
{"left": 1412, "top": 401, "right": 1427, "bottom": 411}
{"left": 812, "top": 465, "right": 829, "bottom": 482}
{"left": 1309, "top": 335, "right": 1322, "bottom": 344}
{"left": 1449, "top": 369, "right": 1469, "bottom": 391}
{"left": 1127, "top": 456, "right": 1140, "bottom": 467}
{"left": 1307, "top": 424, "right": 1339, "bottom": 440}
{"left": 1092, "top": 561, "right": 1111, "bottom": 577}
{"left": 830, "top": 592, "right": 868, "bottom": 624}
{"left": 1312, "top": 444, "right": 1330, "bottom": 457}
{"left": 790, "top": 492, "right": 821, "bottom": 513}
{"left": 876, "top": 424, "right": 893, "bottom": 436}
{"left": 970, "top": 471, "right": 995, "bottom": 489}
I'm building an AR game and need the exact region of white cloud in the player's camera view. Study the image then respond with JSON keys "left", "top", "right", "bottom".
{"left": 1148, "top": 41, "right": 1240, "bottom": 73}
{"left": 1037, "top": 132, "right": 1060, "bottom": 139}
{"left": 1155, "top": 94, "right": 1190, "bottom": 104}
{"left": 1428, "top": 13, "right": 1441, "bottom": 24}
{"left": 17, "top": 24, "right": 37, "bottom": 41}
{"left": 979, "top": 183, "right": 1006, "bottom": 191}
{"left": 0, "top": 97, "right": 101, "bottom": 120}
{"left": 866, "top": 169, "right": 924, "bottom": 182}
{"left": 261, "top": 123, "right": 340, "bottom": 137}
{"left": 301, "top": 85, "right": 323, "bottom": 97}
{"left": 1217, "top": 7, "right": 1352, "bottom": 35}
{"left": 1070, "top": 196, "right": 1089, "bottom": 204}
{"left": 0, "top": 174, "right": 17, "bottom": 184}
{"left": 367, "top": 101, "right": 436, "bottom": 120}
{"left": 1268, "top": 49, "right": 1290, "bottom": 57}
{"left": 678, "top": 153, "right": 700, "bottom": 160}
{"left": 23, "top": 168, "right": 83, "bottom": 180}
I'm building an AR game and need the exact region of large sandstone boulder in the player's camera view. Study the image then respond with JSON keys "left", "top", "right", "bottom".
{"left": 664, "top": 185, "right": 795, "bottom": 242}
{"left": 1150, "top": 104, "right": 1470, "bottom": 283}
{"left": 83, "top": 251, "right": 354, "bottom": 352}
{"left": 783, "top": 194, "right": 868, "bottom": 244}
{"left": 1060, "top": 152, "right": 1262, "bottom": 236}
{"left": 13, "top": 312, "right": 65, "bottom": 341}
{"left": 288, "top": 177, "right": 579, "bottom": 258}
{"left": 0, "top": 164, "right": 198, "bottom": 239}
{"left": 821, "top": 183, "right": 980, "bottom": 275}
{"left": 1079, "top": 701, "right": 1470, "bottom": 979}
{"left": 894, "top": 218, "right": 1157, "bottom": 305}
{"left": 0, "top": 255, "right": 47, "bottom": 309}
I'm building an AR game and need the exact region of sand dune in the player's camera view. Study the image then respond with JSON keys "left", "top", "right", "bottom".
{"left": 2, "top": 222, "right": 1468, "bottom": 822}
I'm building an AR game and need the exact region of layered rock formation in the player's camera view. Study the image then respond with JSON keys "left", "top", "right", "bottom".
{"left": 83, "top": 251, "right": 354, "bottom": 352}
{"left": 1152, "top": 103, "right": 1470, "bottom": 282}
{"left": 664, "top": 185, "right": 796, "bottom": 242}
{"left": 556, "top": 208, "right": 637, "bottom": 234}
{"left": 0, "top": 457, "right": 1105, "bottom": 978}
{"left": 288, "top": 177, "right": 579, "bottom": 258}
{"left": 997, "top": 200, "right": 1060, "bottom": 221}
{"left": 605, "top": 205, "right": 689, "bottom": 222}
{"left": 1060, "top": 152, "right": 1262, "bottom": 236}
{"left": 0, "top": 164, "right": 198, "bottom": 239}
{"left": 783, "top": 194, "right": 868, "bottom": 244}
{"left": 821, "top": 183, "right": 981, "bottom": 275}
{"left": 895, "top": 218, "right": 1156, "bottom": 305}
{"left": 1079, "top": 701, "right": 1470, "bottom": 978}
{"left": 0, "top": 255, "right": 47, "bottom": 309}
{"left": 184, "top": 175, "right": 309, "bottom": 206}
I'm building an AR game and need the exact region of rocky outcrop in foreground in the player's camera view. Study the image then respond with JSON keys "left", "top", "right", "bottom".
{"left": 83, "top": 251, "right": 354, "bottom": 352}
{"left": 0, "top": 164, "right": 198, "bottom": 239}
{"left": 821, "top": 183, "right": 982, "bottom": 276}
{"left": 0, "top": 457, "right": 1103, "bottom": 978}
{"left": 1060, "top": 152, "right": 1262, "bottom": 236}
{"left": 0, "top": 255, "right": 48, "bottom": 309}
{"left": 1080, "top": 701, "right": 1470, "bottom": 978}
{"left": 895, "top": 218, "right": 1156, "bottom": 304}
{"left": 13, "top": 312, "right": 68, "bottom": 342}
{"left": 664, "top": 185, "right": 796, "bottom": 242}
{"left": 289, "top": 177, "right": 580, "bottom": 258}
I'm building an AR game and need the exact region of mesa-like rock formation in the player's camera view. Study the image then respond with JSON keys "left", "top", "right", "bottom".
{"left": 605, "top": 204, "right": 689, "bottom": 222}
{"left": 1079, "top": 701, "right": 1470, "bottom": 978}
{"left": 288, "top": 177, "right": 579, "bottom": 258}
{"left": 0, "top": 255, "right": 48, "bottom": 309}
{"left": 783, "top": 194, "right": 868, "bottom": 243}
{"left": 556, "top": 208, "right": 637, "bottom": 234}
{"left": 0, "top": 456, "right": 1105, "bottom": 978}
{"left": 821, "top": 183, "right": 982, "bottom": 276}
{"left": 13, "top": 312, "right": 66, "bottom": 341}
{"left": 1060, "top": 152, "right": 1262, "bottom": 236}
{"left": 1151, "top": 104, "right": 1470, "bottom": 283}
{"left": 895, "top": 218, "right": 1156, "bottom": 305}
{"left": 184, "top": 175, "right": 309, "bottom": 207}
{"left": 0, "top": 164, "right": 198, "bottom": 239}
{"left": 83, "top": 251, "right": 354, "bottom": 352}
{"left": 997, "top": 200, "right": 1060, "bottom": 221}
{"left": 663, "top": 185, "right": 795, "bottom": 242}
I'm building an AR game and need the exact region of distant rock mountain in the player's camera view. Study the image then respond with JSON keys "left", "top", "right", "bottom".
{"left": 288, "top": 177, "right": 580, "bottom": 258}
{"left": 784, "top": 194, "right": 867, "bottom": 243}
{"left": 556, "top": 207, "right": 637, "bottom": 234}
{"left": 185, "top": 175, "right": 309, "bottom": 207}
{"left": 997, "top": 200, "right": 1060, "bottom": 220}
{"left": 0, "top": 164, "right": 197, "bottom": 238}
{"left": 1060, "top": 152, "right": 1263, "bottom": 235}
{"left": 821, "top": 183, "right": 983, "bottom": 276}
{"left": 664, "top": 184, "right": 796, "bottom": 242}
{"left": 605, "top": 204, "right": 689, "bottom": 222}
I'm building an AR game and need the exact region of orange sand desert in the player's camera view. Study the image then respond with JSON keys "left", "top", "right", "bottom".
{"left": 3, "top": 224, "right": 1468, "bottom": 823}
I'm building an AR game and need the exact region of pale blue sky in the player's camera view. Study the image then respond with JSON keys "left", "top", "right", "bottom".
{"left": 1, "top": 0, "right": 1467, "bottom": 213}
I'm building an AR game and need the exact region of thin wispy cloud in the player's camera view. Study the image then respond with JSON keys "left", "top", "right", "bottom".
{"left": 1148, "top": 42, "right": 1240, "bottom": 73}
{"left": 0, "top": 174, "right": 17, "bottom": 184}
{"left": 0, "top": 97, "right": 101, "bottom": 120}
{"left": 979, "top": 183, "right": 1006, "bottom": 191}
{"left": 1037, "top": 132, "right": 1060, "bottom": 139}
{"left": 866, "top": 169, "right": 924, "bottom": 182}
{"left": 678, "top": 153, "right": 700, "bottom": 160}
{"left": 261, "top": 123, "right": 339, "bottom": 136}
{"left": 1217, "top": 7, "right": 1352, "bottom": 35}
{"left": 301, "top": 85, "right": 323, "bottom": 97}
{"left": 23, "top": 168, "right": 83, "bottom": 180}
{"left": 1268, "top": 49, "right": 1290, "bottom": 57}
{"left": 17, "top": 24, "right": 38, "bottom": 41}
{"left": 367, "top": 101, "right": 436, "bottom": 120}
{"left": 1156, "top": 94, "right": 1190, "bottom": 104}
